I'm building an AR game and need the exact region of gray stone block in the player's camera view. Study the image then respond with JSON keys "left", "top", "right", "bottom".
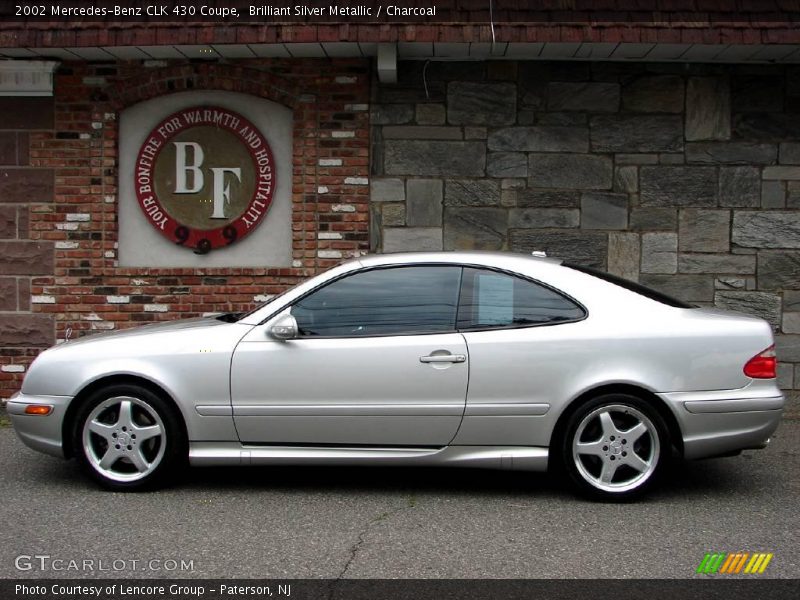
{"left": 678, "top": 254, "right": 755, "bottom": 274}
{"left": 718, "top": 167, "right": 760, "bottom": 208}
{"left": 444, "top": 179, "right": 500, "bottom": 207}
{"left": 385, "top": 141, "right": 486, "bottom": 177}
{"left": 630, "top": 207, "right": 677, "bottom": 231}
{"left": 547, "top": 82, "right": 620, "bottom": 112}
{"left": 580, "top": 192, "right": 629, "bottom": 230}
{"left": 733, "top": 212, "right": 800, "bottom": 248}
{"left": 641, "top": 232, "right": 677, "bottom": 274}
{"left": 779, "top": 142, "right": 800, "bottom": 165}
{"left": 784, "top": 290, "right": 800, "bottom": 311}
{"left": 517, "top": 189, "right": 580, "bottom": 208}
{"left": 788, "top": 182, "right": 800, "bottom": 209}
{"left": 782, "top": 312, "right": 800, "bottom": 334}
{"left": 616, "top": 154, "right": 659, "bottom": 165}
{"left": 763, "top": 166, "right": 800, "bottom": 180}
{"left": 406, "top": 179, "right": 443, "bottom": 227}
{"left": 370, "top": 178, "right": 405, "bottom": 202}
{"left": 622, "top": 75, "right": 684, "bottom": 113}
{"left": 685, "top": 142, "right": 777, "bottom": 165}
{"left": 762, "top": 181, "right": 786, "bottom": 209}
{"left": 528, "top": 154, "right": 612, "bottom": 190}
{"left": 777, "top": 363, "right": 794, "bottom": 390}
{"left": 640, "top": 167, "right": 718, "bottom": 207}
{"left": 381, "top": 203, "right": 406, "bottom": 226}
{"left": 715, "top": 277, "right": 747, "bottom": 290}
{"left": 776, "top": 335, "right": 800, "bottom": 363}
{"left": 509, "top": 208, "right": 579, "bottom": 229}
{"left": 447, "top": 82, "right": 517, "bottom": 126}
{"left": 614, "top": 166, "right": 638, "bottom": 194}
{"left": 464, "top": 127, "right": 487, "bottom": 140}
{"left": 590, "top": 115, "right": 683, "bottom": 153}
{"left": 686, "top": 77, "right": 731, "bottom": 141}
{"left": 383, "top": 227, "right": 443, "bottom": 252}
{"left": 382, "top": 126, "right": 462, "bottom": 140}
{"left": 487, "top": 152, "right": 528, "bottom": 178}
{"left": 371, "top": 104, "right": 414, "bottom": 125}
{"left": 536, "top": 112, "right": 587, "bottom": 127}
{"left": 415, "top": 104, "right": 446, "bottom": 125}
{"left": 608, "top": 232, "right": 640, "bottom": 282}
{"left": 487, "top": 127, "right": 588, "bottom": 152}
{"left": 639, "top": 274, "right": 714, "bottom": 303}
{"left": 508, "top": 230, "right": 608, "bottom": 269}
{"left": 757, "top": 251, "right": 800, "bottom": 290}
{"left": 444, "top": 207, "right": 507, "bottom": 250}
{"left": 679, "top": 209, "right": 730, "bottom": 253}
{"left": 715, "top": 291, "right": 782, "bottom": 328}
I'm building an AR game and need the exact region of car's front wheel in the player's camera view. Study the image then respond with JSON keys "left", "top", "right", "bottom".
{"left": 72, "top": 384, "right": 186, "bottom": 491}
{"left": 560, "top": 394, "right": 669, "bottom": 501}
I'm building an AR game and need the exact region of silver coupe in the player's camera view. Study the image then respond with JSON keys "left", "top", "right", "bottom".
{"left": 7, "top": 252, "right": 785, "bottom": 500}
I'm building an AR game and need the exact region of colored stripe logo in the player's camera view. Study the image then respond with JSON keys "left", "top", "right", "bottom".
{"left": 696, "top": 552, "right": 773, "bottom": 574}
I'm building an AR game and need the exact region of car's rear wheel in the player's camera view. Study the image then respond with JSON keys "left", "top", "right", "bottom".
{"left": 560, "top": 394, "right": 669, "bottom": 501}
{"left": 72, "top": 384, "right": 186, "bottom": 491}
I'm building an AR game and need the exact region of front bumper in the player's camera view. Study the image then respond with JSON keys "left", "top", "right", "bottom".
{"left": 6, "top": 391, "right": 73, "bottom": 458}
{"left": 659, "top": 387, "right": 785, "bottom": 460}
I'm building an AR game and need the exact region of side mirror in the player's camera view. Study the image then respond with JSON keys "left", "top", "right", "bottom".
{"left": 268, "top": 314, "right": 299, "bottom": 341}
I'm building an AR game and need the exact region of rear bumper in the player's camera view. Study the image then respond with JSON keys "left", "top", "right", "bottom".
{"left": 659, "top": 388, "right": 785, "bottom": 460}
{"left": 6, "top": 391, "right": 72, "bottom": 458}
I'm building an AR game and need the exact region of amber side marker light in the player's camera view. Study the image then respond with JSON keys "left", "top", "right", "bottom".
{"left": 24, "top": 405, "right": 52, "bottom": 415}
{"left": 743, "top": 345, "right": 777, "bottom": 379}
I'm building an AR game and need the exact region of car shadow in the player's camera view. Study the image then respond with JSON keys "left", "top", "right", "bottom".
{"left": 23, "top": 447, "right": 776, "bottom": 502}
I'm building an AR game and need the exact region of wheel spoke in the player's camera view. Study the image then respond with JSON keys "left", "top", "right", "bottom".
{"left": 624, "top": 451, "right": 651, "bottom": 474}
{"left": 88, "top": 419, "right": 116, "bottom": 441}
{"left": 576, "top": 439, "right": 606, "bottom": 457}
{"left": 117, "top": 400, "right": 134, "bottom": 428}
{"left": 598, "top": 411, "right": 618, "bottom": 438}
{"left": 127, "top": 448, "right": 150, "bottom": 473}
{"left": 622, "top": 422, "right": 648, "bottom": 444}
{"left": 98, "top": 448, "right": 118, "bottom": 470}
{"left": 599, "top": 460, "right": 618, "bottom": 483}
{"left": 132, "top": 423, "right": 162, "bottom": 442}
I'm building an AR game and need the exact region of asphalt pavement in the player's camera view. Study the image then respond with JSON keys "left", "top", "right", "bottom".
{"left": 0, "top": 422, "right": 798, "bottom": 579}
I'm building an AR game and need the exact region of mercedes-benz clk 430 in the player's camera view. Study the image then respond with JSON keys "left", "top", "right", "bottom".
{"left": 7, "top": 252, "right": 784, "bottom": 500}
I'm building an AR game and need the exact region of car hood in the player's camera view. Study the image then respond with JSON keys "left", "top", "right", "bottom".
{"left": 54, "top": 315, "right": 235, "bottom": 348}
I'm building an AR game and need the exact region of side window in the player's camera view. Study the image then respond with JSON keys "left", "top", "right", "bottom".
{"left": 457, "top": 268, "right": 584, "bottom": 330}
{"left": 291, "top": 266, "right": 462, "bottom": 337}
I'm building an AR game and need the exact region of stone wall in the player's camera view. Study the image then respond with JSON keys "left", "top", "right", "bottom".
{"left": 370, "top": 61, "right": 800, "bottom": 397}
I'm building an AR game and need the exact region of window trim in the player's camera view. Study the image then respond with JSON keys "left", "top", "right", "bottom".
{"left": 454, "top": 265, "right": 588, "bottom": 333}
{"left": 258, "top": 262, "right": 588, "bottom": 339}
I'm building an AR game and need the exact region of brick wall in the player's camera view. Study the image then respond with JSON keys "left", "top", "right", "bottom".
{"left": 0, "top": 58, "right": 370, "bottom": 399}
{"left": 370, "top": 60, "right": 800, "bottom": 398}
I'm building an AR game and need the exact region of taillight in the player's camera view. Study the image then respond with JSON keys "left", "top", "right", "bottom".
{"left": 743, "top": 345, "right": 777, "bottom": 379}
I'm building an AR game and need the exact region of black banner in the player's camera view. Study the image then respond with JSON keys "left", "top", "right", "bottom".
{"left": 2, "top": 579, "right": 800, "bottom": 600}
{"left": 1, "top": 0, "right": 799, "bottom": 24}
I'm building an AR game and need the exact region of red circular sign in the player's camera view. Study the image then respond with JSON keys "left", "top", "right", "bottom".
{"left": 134, "top": 106, "right": 275, "bottom": 253}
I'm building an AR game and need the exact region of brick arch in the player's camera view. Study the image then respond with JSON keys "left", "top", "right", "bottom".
{"left": 106, "top": 62, "right": 301, "bottom": 111}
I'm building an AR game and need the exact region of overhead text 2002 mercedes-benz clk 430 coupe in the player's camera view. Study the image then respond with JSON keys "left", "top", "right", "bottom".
{"left": 7, "top": 252, "right": 785, "bottom": 500}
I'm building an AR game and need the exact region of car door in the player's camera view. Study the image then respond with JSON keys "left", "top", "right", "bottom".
{"left": 230, "top": 265, "right": 468, "bottom": 446}
{"left": 450, "top": 267, "right": 588, "bottom": 448}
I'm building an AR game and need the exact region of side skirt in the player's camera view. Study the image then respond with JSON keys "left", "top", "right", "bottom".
{"left": 189, "top": 443, "right": 548, "bottom": 472}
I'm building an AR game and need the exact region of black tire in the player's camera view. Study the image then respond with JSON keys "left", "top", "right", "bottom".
{"left": 71, "top": 383, "right": 187, "bottom": 491}
{"left": 559, "top": 393, "right": 670, "bottom": 501}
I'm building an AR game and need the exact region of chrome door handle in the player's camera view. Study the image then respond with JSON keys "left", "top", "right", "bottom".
{"left": 420, "top": 354, "right": 466, "bottom": 364}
